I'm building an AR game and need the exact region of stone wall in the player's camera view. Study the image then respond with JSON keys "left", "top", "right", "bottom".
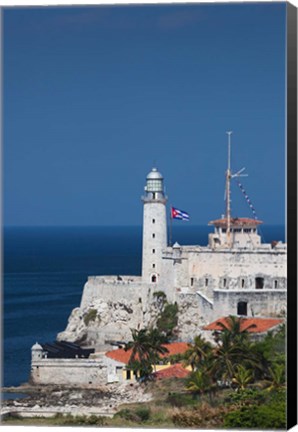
{"left": 31, "top": 358, "right": 107, "bottom": 386}
{"left": 213, "top": 289, "right": 287, "bottom": 318}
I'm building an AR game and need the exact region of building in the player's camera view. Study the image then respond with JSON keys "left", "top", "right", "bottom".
{"left": 55, "top": 164, "right": 286, "bottom": 346}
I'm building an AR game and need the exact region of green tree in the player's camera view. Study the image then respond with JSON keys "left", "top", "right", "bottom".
{"left": 265, "top": 362, "right": 285, "bottom": 391}
{"left": 156, "top": 302, "right": 179, "bottom": 340}
{"left": 232, "top": 364, "right": 254, "bottom": 390}
{"left": 125, "top": 327, "right": 169, "bottom": 379}
{"left": 183, "top": 335, "right": 212, "bottom": 371}
{"left": 186, "top": 369, "right": 212, "bottom": 396}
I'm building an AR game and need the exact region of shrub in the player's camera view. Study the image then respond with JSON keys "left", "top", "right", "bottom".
{"left": 114, "top": 408, "right": 139, "bottom": 422}
{"left": 57, "top": 414, "right": 106, "bottom": 426}
{"left": 167, "top": 392, "right": 198, "bottom": 407}
{"left": 172, "top": 403, "right": 228, "bottom": 427}
{"left": 224, "top": 399, "right": 286, "bottom": 429}
{"left": 83, "top": 309, "right": 97, "bottom": 326}
{"left": 135, "top": 406, "right": 151, "bottom": 422}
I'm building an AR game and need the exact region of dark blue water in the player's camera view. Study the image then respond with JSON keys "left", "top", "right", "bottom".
{"left": 3, "top": 225, "right": 285, "bottom": 388}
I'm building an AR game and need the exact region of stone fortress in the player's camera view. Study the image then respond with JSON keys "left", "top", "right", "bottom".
{"left": 31, "top": 158, "right": 286, "bottom": 386}
{"left": 56, "top": 165, "right": 286, "bottom": 345}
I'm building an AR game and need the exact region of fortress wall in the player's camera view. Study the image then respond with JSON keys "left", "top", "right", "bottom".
{"left": 213, "top": 289, "right": 286, "bottom": 318}
{"left": 80, "top": 277, "right": 144, "bottom": 309}
{"left": 163, "top": 249, "right": 286, "bottom": 293}
{"left": 176, "top": 292, "right": 214, "bottom": 341}
{"left": 31, "top": 358, "right": 107, "bottom": 386}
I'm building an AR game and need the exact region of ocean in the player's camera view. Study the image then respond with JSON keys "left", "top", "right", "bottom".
{"left": 3, "top": 225, "right": 285, "bottom": 388}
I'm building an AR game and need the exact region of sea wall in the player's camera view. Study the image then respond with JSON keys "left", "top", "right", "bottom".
{"left": 31, "top": 358, "right": 107, "bottom": 386}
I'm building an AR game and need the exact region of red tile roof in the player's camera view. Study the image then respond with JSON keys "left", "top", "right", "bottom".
{"left": 105, "top": 342, "right": 189, "bottom": 365}
{"left": 154, "top": 363, "right": 190, "bottom": 380}
{"left": 208, "top": 217, "right": 263, "bottom": 227}
{"left": 203, "top": 317, "right": 283, "bottom": 333}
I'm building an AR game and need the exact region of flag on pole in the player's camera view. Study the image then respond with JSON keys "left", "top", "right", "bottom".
{"left": 171, "top": 207, "right": 190, "bottom": 221}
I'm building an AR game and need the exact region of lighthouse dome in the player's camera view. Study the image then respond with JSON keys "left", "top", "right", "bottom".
{"left": 146, "top": 168, "right": 163, "bottom": 180}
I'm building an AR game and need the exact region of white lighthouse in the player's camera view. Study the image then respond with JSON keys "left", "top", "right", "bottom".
{"left": 141, "top": 168, "right": 168, "bottom": 284}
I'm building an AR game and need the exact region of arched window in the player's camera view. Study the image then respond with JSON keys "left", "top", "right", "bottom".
{"left": 151, "top": 275, "right": 157, "bottom": 283}
{"left": 255, "top": 277, "right": 264, "bottom": 289}
{"left": 237, "top": 301, "right": 247, "bottom": 316}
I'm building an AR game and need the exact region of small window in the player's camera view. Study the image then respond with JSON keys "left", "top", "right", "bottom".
{"left": 152, "top": 219, "right": 155, "bottom": 224}
{"left": 152, "top": 263, "right": 155, "bottom": 268}
{"left": 190, "top": 278, "right": 194, "bottom": 287}
{"left": 274, "top": 280, "right": 278, "bottom": 289}
{"left": 151, "top": 275, "right": 157, "bottom": 283}
{"left": 205, "top": 278, "right": 209, "bottom": 287}
{"left": 126, "top": 370, "right": 131, "bottom": 380}
{"left": 241, "top": 279, "right": 245, "bottom": 288}
{"left": 237, "top": 301, "right": 247, "bottom": 316}
{"left": 244, "top": 228, "right": 251, "bottom": 233}
{"left": 139, "top": 297, "right": 142, "bottom": 303}
{"left": 222, "top": 228, "right": 227, "bottom": 233}
{"left": 223, "top": 278, "right": 227, "bottom": 287}
{"left": 152, "top": 233, "right": 155, "bottom": 238}
{"left": 152, "top": 249, "right": 155, "bottom": 254}
{"left": 255, "top": 277, "right": 264, "bottom": 289}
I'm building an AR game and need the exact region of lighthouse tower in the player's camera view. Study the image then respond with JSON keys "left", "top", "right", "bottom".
{"left": 142, "top": 168, "right": 168, "bottom": 284}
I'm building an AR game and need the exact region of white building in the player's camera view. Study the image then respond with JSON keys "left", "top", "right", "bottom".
{"left": 55, "top": 166, "right": 286, "bottom": 345}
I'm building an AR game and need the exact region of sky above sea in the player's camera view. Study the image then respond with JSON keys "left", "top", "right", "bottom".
{"left": 3, "top": 3, "right": 286, "bottom": 227}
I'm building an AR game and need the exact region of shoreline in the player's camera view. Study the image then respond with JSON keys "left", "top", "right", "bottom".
{"left": 1, "top": 381, "right": 153, "bottom": 420}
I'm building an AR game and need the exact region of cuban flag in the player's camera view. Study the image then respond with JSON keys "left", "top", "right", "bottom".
{"left": 171, "top": 207, "right": 190, "bottom": 221}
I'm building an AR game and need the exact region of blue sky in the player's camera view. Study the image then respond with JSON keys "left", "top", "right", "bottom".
{"left": 3, "top": 3, "right": 286, "bottom": 226}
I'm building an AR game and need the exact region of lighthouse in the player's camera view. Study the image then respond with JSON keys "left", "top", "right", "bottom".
{"left": 142, "top": 168, "right": 168, "bottom": 284}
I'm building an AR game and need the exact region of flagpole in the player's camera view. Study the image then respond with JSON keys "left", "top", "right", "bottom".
{"left": 169, "top": 205, "right": 173, "bottom": 247}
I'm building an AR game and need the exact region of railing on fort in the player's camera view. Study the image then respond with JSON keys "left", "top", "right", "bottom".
{"left": 87, "top": 275, "right": 142, "bottom": 285}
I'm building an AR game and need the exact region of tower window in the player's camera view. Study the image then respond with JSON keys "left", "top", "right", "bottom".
{"left": 241, "top": 279, "right": 245, "bottom": 288}
{"left": 152, "top": 219, "right": 155, "bottom": 224}
{"left": 152, "top": 263, "right": 155, "bottom": 268}
{"left": 223, "top": 278, "right": 227, "bottom": 287}
{"left": 152, "top": 249, "right": 155, "bottom": 254}
{"left": 255, "top": 277, "right": 264, "bottom": 289}
{"left": 190, "top": 278, "right": 194, "bottom": 287}
{"left": 237, "top": 301, "right": 247, "bottom": 316}
{"left": 205, "top": 278, "right": 209, "bottom": 287}
{"left": 274, "top": 280, "right": 278, "bottom": 289}
{"left": 152, "top": 233, "right": 155, "bottom": 238}
{"left": 151, "top": 275, "right": 157, "bottom": 283}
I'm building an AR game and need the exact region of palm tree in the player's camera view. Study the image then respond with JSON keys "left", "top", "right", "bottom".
{"left": 125, "top": 328, "right": 152, "bottom": 379}
{"left": 232, "top": 364, "right": 253, "bottom": 390}
{"left": 265, "top": 362, "right": 285, "bottom": 391}
{"left": 186, "top": 369, "right": 211, "bottom": 396}
{"left": 214, "top": 315, "right": 256, "bottom": 346}
{"left": 125, "top": 327, "right": 169, "bottom": 378}
{"left": 211, "top": 316, "right": 260, "bottom": 384}
{"left": 183, "top": 335, "right": 213, "bottom": 371}
{"left": 147, "top": 328, "right": 169, "bottom": 372}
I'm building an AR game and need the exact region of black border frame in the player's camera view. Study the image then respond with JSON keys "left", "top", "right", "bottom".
{"left": 286, "top": 1, "right": 297, "bottom": 429}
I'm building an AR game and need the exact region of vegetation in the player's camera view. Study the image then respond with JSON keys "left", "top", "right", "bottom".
{"left": 156, "top": 302, "right": 179, "bottom": 339}
{"left": 4, "top": 316, "right": 286, "bottom": 429}
{"left": 83, "top": 308, "right": 98, "bottom": 326}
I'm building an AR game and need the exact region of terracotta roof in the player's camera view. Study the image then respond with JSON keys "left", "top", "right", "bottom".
{"left": 105, "top": 342, "right": 189, "bottom": 365}
{"left": 154, "top": 363, "right": 190, "bottom": 380}
{"left": 208, "top": 217, "right": 263, "bottom": 227}
{"left": 203, "top": 317, "right": 283, "bottom": 334}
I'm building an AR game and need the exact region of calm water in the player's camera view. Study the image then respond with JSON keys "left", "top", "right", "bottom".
{"left": 3, "top": 225, "right": 285, "bottom": 388}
